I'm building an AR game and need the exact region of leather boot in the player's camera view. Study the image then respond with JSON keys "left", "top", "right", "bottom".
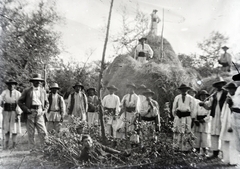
{"left": 4, "top": 141, "right": 9, "bottom": 150}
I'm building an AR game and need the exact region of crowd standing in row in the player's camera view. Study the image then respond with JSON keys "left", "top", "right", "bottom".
{"left": 0, "top": 73, "right": 240, "bottom": 165}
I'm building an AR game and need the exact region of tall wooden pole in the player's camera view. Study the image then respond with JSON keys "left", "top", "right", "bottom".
{"left": 97, "top": 0, "right": 114, "bottom": 143}
{"left": 160, "top": 8, "right": 164, "bottom": 62}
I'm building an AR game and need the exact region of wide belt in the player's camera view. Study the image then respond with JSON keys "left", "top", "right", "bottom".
{"left": 231, "top": 107, "right": 240, "bottom": 113}
{"left": 138, "top": 52, "right": 145, "bottom": 57}
{"left": 197, "top": 115, "right": 207, "bottom": 120}
{"left": 152, "top": 18, "right": 157, "bottom": 22}
{"left": 104, "top": 107, "right": 116, "bottom": 115}
{"left": 176, "top": 110, "right": 191, "bottom": 118}
{"left": 125, "top": 107, "right": 136, "bottom": 112}
{"left": 3, "top": 103, "right": 17, "bottom": 111}
{"left": 31, "top": 105, "right": 42, "bottom": 110}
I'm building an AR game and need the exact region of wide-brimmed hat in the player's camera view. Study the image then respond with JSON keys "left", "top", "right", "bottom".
{"left": 223, "top": 82, "right": 238, "bottom": 90}
{"left": 126, "top": 83, "right": 136, "bottom": 89}
{"left": 198, "top": 90, "right": 210, "bottom": 96}
{"left": 138, "top": 84, "right": 147, "bottom": 90}
{"left": 107, "top": 85, "right": 118, "bottom": 91}
{"left": 87, "top": 87, "right": 96, "bottom": 92}
{"left": 212, "top": 77, "right": 227, "bottom": 88}
{"left": 29, "top": 74, "right": 44, "bottom": 82}
{"left": 153, "top": 9, "right": 158, "bottom": 12}
{"left": 222, "top": 46, "right": 229, "bottom": 50}
{"left": 232, "top": 73, "right": 240, "bottom": 81}
{"left": 5, "top": 79, "right": 18, "bottom": 85}
{"left": 73, "top": 82, "right": 84, "bottom": 89}
{"left": 50, "top": 83, "right": 60, "bottom": 89}
{"left": 143, "top": 89, "right": 155, "bottom": 96}
{"left": 178, "top": 84, "right": 190, "bottom": 90}
{"left": 139, "top": 37, "right": 147, "bottom": 41}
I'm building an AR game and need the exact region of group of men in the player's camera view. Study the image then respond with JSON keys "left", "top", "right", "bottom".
{"left": 172, "top": 76, "right": 240, "bottom": 165}
{"left": 0, "top": 73, "right": 161, "bottom": 152}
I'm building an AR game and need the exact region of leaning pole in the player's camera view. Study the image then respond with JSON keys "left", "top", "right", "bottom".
{"left": 97, "top": 0, "right": 114, "bottom": 143}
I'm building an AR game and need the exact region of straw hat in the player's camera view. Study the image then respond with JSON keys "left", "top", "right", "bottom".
{"left": 50, "top": 83, "right": 60, "bottom": 89}
{"left": 73, "top": 82, "right": 84, "bottom": 89}
{"left": 198, "top": 90, "right": 210, "bottom": 96}
{"left": 178, "top": 84, "right": 190, "bottom": 90}
{"left": 222, "top": 46, "right": 229, "bottom": 50}
{"left": 223, "top": 82, "right": 238, "bottom": 90}
{"left": 29, "top": 74, "right": 44, "bottom": 82}
{"left": 126, "top": 83, "right": 137, "bottom": 89}
{"left": 143, "top": 89, "right": 155, "bottom": 96}
{"left": 107, "top": 85, "right": 118, "bottom": 91}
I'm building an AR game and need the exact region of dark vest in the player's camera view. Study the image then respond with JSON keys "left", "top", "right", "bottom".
{"left": 48, "top": 93, "right": 62, "bottom": 113}
{"left": 68, "top": 92, "right": 87, "bottom": 114}
{"left": 210, "top": 90, "right": 228, "bottom": 117}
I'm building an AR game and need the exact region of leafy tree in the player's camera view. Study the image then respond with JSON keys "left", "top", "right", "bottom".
{"left": 0, "top": 0, "right": 61, "bottom": 91}
{"left": 197, "top": 31, "right": 228, "bottom": 68}
{"left": 111, "top": 5, "right": 149, "bottom": 56}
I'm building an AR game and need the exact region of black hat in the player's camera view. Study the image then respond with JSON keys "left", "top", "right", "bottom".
{"left": 139, "top": 37, "right": 147, "bottom": 41}
{"left": 107, "top": 85, "right": 118, "bottom": 91}
{"left": 198, "top": 90, "right": 210, "bottom": 96}
{"left": 5, "top": 79, "right": 18, "bottom": 85}
{"left": 212, "top": 77, "right": 227, "bottom": 88}
{"left": 126, "top": 83, "right": 137, "bottom": 89}
{"left": 143, "top": 89, "right": 155, "bottom": 96}
{"left": 30, "top": 74, "right": 44, "bottom": 82}
{"left": 178, "top": 84, "right": 190, "bottom": 90}
{"left": 87, "top": 87, "right": 96, "bottom": 92}
{"left": 223, "top": 82, "right": 238, "bottom": 90}
{"left": 232, "top": 73, "right": 240, "bottom": 81}
{"left": 73, "top": 82, "right": 84, "bottom": 89}
{"left": 222, "top": 46, "right": 229, "bottom": 50}
{"left": 153, "top": 9, "right": 158, "bottom": 12}
{"left": 50, "top": 83, "right": 60, "bottom": 89}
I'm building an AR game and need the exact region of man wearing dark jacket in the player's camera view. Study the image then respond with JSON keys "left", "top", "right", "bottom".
{"left": 18, "top": 74, "right": 49, "bottom": 151}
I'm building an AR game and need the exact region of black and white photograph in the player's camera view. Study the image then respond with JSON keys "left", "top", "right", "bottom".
{"left": 0, "top": 0, "right": 240, "bottom": 168}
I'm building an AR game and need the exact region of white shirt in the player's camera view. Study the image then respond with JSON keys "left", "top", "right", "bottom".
{"left": 172, "top": 94, "right": 194, "bottom": 117}
{"left": 134, "top": 43, "right": 154, "bottom": 59}
{"left": 102, "top": 94, "right": 120, "bottom": 114}
{"left": 121, "top": 93, "right": 140, "bottom": 113}
{"left": 232, "top": 87, "right": 240, "bottom": 109}
{"left": 32, "top": 87, "right": 42, "bottom": 105}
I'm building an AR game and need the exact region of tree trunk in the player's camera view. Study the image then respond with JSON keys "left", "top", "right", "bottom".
{"left": 97, "top": 0, "right": 114, "bottom": 143}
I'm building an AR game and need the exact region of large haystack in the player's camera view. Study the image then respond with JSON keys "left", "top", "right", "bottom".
{"left": 102, "top": 55, "right": 200, "bottom": 110}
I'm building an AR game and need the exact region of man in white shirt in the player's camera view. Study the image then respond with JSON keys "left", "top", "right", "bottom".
{"left": 67, "top": 82, "right": 88, "bottom": 122}
{"left": 102, "top": 85, "right": 120, "bottom": 138}
{"left": 18, "top": 74, "right": 49, "bottom": 152}
{"left": 117, "top": 83, "right": 140, "bottom": 140}
{"left": 172, "top": 84, "right": 195, "bottom": 152}
{"left": 0, "top": 79, "right": 22, "bottom": 149}
{"left": 218, "top": 46, "right": 232, "bottom": 72}
{"left": 150, "top": 9, "right": 161, "bottom": 36}
{"left": 46, "top": 83, "right": 65, "bottom": 133}
{"left": 134, "top": 37, "right": 154, "bottom": 64}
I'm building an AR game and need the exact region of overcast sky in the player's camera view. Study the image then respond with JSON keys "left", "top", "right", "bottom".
{"left": 52, "top": 0, "right": 240, "bottom": 63}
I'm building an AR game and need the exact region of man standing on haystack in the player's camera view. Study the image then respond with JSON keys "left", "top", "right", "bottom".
{"left": 218, "top": 46, "right": 232, "bottom": 72}
{"left": 102, "top": 85, "right": 120, "bottom": 138}
{"left": 116, "top": 83, "right": 140, "bottom": 143}
{"left": 86, "top": 88, "right": 99, "bottom": 127}
{"left": 134, "top": 37, "right": 154, "bottom": 64}
{"left": 0, "top": 79, "right": 22, "bottom": 149}
{"left": 18, "top": 74, "right": 49, "bottom": 152}
{"left": 150, "top": 9, "right": 161, "bottom": 36}
{"left": 46, "top": 83, "right": 65, "bottom": 133}
{"left": 172, "top": 84, "right": 195, "bottom": 152}
{"left": 67, "top": 82, "right": 88, "bottom": 122}
{"left": 200, "top": 77, "right": 228, "bottom": 159}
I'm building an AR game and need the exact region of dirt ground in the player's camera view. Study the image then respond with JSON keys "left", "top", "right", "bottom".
{"left": 0, "top": 122, "right": 239, "bottom": 169}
